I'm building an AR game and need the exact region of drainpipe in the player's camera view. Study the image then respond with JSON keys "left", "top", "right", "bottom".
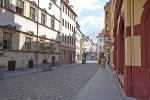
{"left": 59, "top": 1, "right": 62, "bottom": 66}
{"left": 35, "top": 0, "right": 39, "bottom": 67}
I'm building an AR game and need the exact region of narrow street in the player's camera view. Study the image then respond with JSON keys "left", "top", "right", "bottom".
{"left": 0, "top": 61, "right": 99, "bottom": 100}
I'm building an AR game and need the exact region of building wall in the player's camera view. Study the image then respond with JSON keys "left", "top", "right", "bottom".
{"left": 0, "top": 0, "right": 61, "bottom": 70}
{"left": 61, "top": 1, "right": 76, "bottom": 64}
{"left": 96, "top": 37, "right": 105, "bottom": 58}
{"left": 111, "top": 0, "right": 150, "bottom": 99}
{"left": 75, "top": 24, "right": 82, "bottom": 62}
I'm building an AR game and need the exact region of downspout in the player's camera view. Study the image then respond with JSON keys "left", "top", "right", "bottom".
{"left": 59, "top": 1, "right": 62, "bottom": 66}
{"left": 35, "top": 0, "right": 39, "bottom": 67}
{"left": 130, "top": 0, "right": 134, "bottom": 96}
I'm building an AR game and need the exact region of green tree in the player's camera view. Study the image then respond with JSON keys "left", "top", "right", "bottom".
{"left": 39, "top": 44, "right": 56, "bottom": 63}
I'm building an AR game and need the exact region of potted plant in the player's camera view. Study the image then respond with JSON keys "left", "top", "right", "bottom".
{"left": 0, "top": 65, "right": 6, "bottom": 80}
{"left": 0, "top": 41, "right": 6, "bottom": 58}
{"left": 82, "top": 52, "right": 87, "bottom": 64}
{"left": 39, "top": 44, "right": 56, "bottom": 71}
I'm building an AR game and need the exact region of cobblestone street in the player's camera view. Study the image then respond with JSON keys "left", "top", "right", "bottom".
{"left": 0, "top": 63, "right": 99, "bottom": 100}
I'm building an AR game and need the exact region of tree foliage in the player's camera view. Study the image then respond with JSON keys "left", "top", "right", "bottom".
{"left": 39, "top": 44, "right": 56, "bottom": 63}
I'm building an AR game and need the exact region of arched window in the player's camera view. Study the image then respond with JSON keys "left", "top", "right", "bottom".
{"left": 106, "top": 11, "right": 109, "bottom": 18}
{"left": 106, "top": 24, "right": 109, "bottom": 32}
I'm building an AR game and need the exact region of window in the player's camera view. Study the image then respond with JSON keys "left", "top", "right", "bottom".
{"left": 106, "top": 11, "right": 109, "bottom": 18}
{"left": 68, "top": 36, "right": 69, "bottom": 43}
{"left": 25, "top": 37, "right": 31, "bottom": 51}
{"left": 72, "top": 26, "right": 73, "bottom": 32}
{"left": 30, "top": 6, "right": 35, "bottom": 21}
{"left": 62, "top": 50, "right": 65, "bottom": 59}
{"left": 103, "top": 46, "right": 105, "bottom": 49}
{"left": 62, "top": 18, "right": 64, "bottom": 26}
{"left": 100, "top": 38, "right": 102, "bottom": 42}
{"left": 40, "top": 40, "right": 44, "bottom": 46}
{"left": 63, "top": 5, "right": 64, "bottom": 12}
{"left": 65, "top": 35, "right": 66, "bottom": 43}
{"left": 16, "top": 0, "right": 24, "bottom": 15}
{"left": 72, "top": 38, "right": 73, "bottom": 45}
{"left": 3, "top": 32, "right": 12, "bottom": 49}
{"left": 65, "top": 8, "right": 67, "bottom": 14}
{"left": 106, "top": 24, "right": 109, "bottom": 32}
{"left": 74, "top": 39, "right": 75, "bottom": 45}
{"left": 100, "top": 46, "right": 102, "bottom": 49}
{"left": 0, "top": 0, "right": 9, "bottom": 8}
{"left": 68, "top": 11, "right": 69, "bottom": 16}
{"left": 70, "top": 37, "right": 71, "bottom": 44}
{"left": 51, "top": 19, "right": 55, "bottom": 29}
{"left": 74, "top": 17, "right": 75, "bottom": 22}
{"left": 41, "top": 13, "right": 45, "bottom": 25}
{"left": 70, "top": 13, "right": 71, "bottom": 18}
{"left": 62, "top": 34, "right": 64, "bottom": 42}
{"left": 74, "top": 27, "right": 75, "bottom": 33}
{"left": 70, "top": 24, "right": 71, "bottom": 30}
{"left": 65, "top": 20, "right": 67, "bottom": 28}
{"left": 103, "top": 38, "right": 105, "bottom": 42}
{"left": 68, "top": 22, "right": 69, "bottom": 29}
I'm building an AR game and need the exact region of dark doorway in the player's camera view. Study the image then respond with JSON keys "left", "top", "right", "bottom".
{"left": 8, "top": 61, "right": 16, "bottom": 71}
{"left": 52, "top": 56, "right": 55, "bottom": 66}
{"left": 120, "top": 20, "right": 125, "bottom": 74}
{"left": 28, "top": 60, "right": 33, "bottom": 68}
{"left": 70, "top": 53, "right": 72, "bottom": 63}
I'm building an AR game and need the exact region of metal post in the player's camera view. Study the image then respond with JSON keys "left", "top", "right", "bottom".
{"left": 35, "top": 0, "right": 39, "bottom": 67}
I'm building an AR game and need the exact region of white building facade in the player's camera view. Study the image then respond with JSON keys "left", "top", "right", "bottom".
{"left": 75, "top": 22, "right": 82, "bottom": 62}
{"left": 0, "top": 0, "right": 61, "bottom": 70}
{"left": 96, "top": 30, "right": 109, "bottom": 59}
{"left": 61, "top": 0, "right": 77, "bottom": 64}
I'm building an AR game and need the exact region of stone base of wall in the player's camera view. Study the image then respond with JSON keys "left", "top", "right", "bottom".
{"left": 0, "top": 50, "right": 59, "bottom": 71}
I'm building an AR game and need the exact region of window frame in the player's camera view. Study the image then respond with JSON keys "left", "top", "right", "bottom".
{"left": 16, "top": 0, "right": 24, "bottom": 15}
{"left": 0, "top": 0, "right": 9, "bottom": 8}
{"left": 30, "top": 6, "right": 35, "bottom": 21}
{"left": 41, "top": 13, "right": 46, "bottom": 25}
{"left": 3, "top": 32, "right": 12, "bottom": 49}
{"left": 25, "top": 37, "right": 31, "bottom": 51}
{"left": 51, "top": 19, "right": 55, "bottom": 29}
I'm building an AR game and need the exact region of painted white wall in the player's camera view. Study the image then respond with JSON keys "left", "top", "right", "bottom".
{"left": 0, "top": 0, "right": 61, "bottom": 42}
{"left": 97, "top": 37, "right": 105, "bottom": 58}
{"left": 61, "top": 3, "right": 76, "bottom": 48}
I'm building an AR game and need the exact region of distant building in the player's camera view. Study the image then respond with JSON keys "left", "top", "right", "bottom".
{"left": 75, "top": 22, "right": 82, "bottom": 62}
{"left": 61, "top": 0, "right": 77, "bottom": 64}
{"left": 96, "top": 29, "right": 109, "bottom": 59}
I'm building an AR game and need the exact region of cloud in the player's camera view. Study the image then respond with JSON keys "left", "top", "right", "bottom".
{"left": 78, "top": 14, "right": 104, "bottom": 43}
{"left": 69, "top": 0, "right": 103, "bottom": 15}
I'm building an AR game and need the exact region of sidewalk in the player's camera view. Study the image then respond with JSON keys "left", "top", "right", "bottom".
{"left": 4, "top": 62, "right": 81, "bottom": 77}
{"left": 74, "top": 65, "right": 137, "bottom": 100}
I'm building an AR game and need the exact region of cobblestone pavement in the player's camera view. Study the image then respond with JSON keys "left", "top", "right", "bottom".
{"left": 0, "top": 63, "right": 99, "bottom": 100}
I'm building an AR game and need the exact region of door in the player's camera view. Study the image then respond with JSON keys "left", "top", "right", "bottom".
{"left": 52, "top": 56, "right": 55, "bottom": 66}
{"left": 8, "top": 61, "right": 16, "bottom": 71}
{"left": 28, "top": 60, "right": 33, "bottom": 68}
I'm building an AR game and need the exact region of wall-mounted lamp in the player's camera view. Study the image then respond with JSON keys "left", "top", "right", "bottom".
{"left": 107, "top": 38, "right": 114, "bottom": 46}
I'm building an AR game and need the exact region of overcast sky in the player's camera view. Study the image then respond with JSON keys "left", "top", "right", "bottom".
{"left": 69, "top": 0, "right": 109, "bottom": 43}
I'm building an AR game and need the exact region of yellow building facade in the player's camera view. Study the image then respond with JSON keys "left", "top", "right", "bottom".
{"left": 104, "top": 0, "right": 150, "bottom": 99}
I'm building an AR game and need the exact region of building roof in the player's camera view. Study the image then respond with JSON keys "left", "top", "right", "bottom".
{"left": 96, "top": 29, "right": 110, "bottom": 38}
{"left": 96, "top": 29, "right": 105, "bottom": 38}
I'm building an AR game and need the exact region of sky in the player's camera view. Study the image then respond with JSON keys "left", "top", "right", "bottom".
{"left": 69, "top": 0, "right": 109, "bottom": 43}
